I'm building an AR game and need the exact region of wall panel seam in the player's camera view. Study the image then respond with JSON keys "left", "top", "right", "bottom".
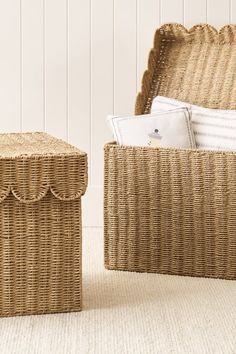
{"left": 113, "top": 0, "right": 116, "bottom": 114}
{"left": 43, "top": 0, "right": 46, "bottom": 131}
{"left": 160, "top": 0, "right": 162, "bottom": 24}
{"left": 113, "top": 0, "right": 115, "bottom": 115}
{"left": 66, "top": 0, "right": 68, "bottom": 142}
{"left": 89, "top": 0, "right": 92, "bottom": 185}
{"left": 183, "top": 0, "right": 185, "bottom": 26}
{"left": 136, "top": 0, "right": 138, "bottom": 94}
{"left": 20, "top": 0, "right": 22, "bottom": 132}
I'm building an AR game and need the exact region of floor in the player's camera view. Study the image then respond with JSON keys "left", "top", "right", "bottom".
{"left": 1, "top": 228, "right": 236, "bottom": 354}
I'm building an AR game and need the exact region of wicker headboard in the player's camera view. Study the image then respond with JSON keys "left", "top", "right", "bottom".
{"left": 135, "top": 23, "right": 236, "bottom": 115}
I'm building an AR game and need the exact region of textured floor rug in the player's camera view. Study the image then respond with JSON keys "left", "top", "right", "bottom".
{"left": 0, "top": 228, "right": 236, "bottom": 354}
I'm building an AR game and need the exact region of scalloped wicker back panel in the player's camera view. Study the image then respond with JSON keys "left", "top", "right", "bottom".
{"left": 135, "top": 24, "right": 236, "bottom": 115}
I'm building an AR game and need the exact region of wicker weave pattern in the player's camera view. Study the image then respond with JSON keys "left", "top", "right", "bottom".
{"left": 104, "top": 24, "right": 236, "bottom": 280}
{"left": 135, "top": 24, "right": 236, "bottom": 115}
{"left": 0, "top": 132, "right": 87, "bottom": 316}
{"left": 104, "top": 143, "right": 236, "bottom": 279}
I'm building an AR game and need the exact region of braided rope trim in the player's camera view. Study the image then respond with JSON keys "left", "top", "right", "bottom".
{"left": 0, "top": 185, "right": 87, "bottom": 203}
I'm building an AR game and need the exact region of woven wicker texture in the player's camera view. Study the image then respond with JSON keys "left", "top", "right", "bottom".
{"left": 104, "top": 24, "right": 236, "bottom": 280}
{"left": 0, "top": 132, "right": 87, "bottom": 316}
{"left": 135, "top": 24, "right": 236, "bottom": 114}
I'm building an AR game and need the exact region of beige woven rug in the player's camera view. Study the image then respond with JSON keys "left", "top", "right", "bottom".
{"left": 1, "top": 228, "right": 236, "bottom": 354}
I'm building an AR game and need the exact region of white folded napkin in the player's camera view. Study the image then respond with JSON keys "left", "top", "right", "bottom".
{"left": 107, "top": 108, "right": 196, "bottom": 149}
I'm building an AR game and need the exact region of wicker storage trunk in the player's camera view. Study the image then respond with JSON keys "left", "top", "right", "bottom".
{"left": 0, "top": 132, "right": 87, "bottom": 316}
{"left": 104, "top": 24, "right": 236, "bottom": 280}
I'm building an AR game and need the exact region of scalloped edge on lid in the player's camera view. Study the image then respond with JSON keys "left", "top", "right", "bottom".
{"left": 0, "top": 185, "right": 86, "bottom": 203}
{"left": 135, "top": 23, "right": 236, "bottom": 115}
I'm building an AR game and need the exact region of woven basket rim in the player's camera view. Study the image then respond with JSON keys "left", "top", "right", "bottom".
{"left": 156, "top": 23, "right": 236, "bottom": 36}
{"left": 135, "top": 23, "right": 236, "bottom": 115}
{"left": 104, "top": 141, "right": 236, "bottom": 157}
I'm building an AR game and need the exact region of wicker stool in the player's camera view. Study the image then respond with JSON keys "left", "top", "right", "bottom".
{"left": 0, "top": 132, "right": 87, "bottom": 316}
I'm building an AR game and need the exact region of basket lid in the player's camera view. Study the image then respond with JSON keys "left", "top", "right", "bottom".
{"left": 0, "top": 132, "right": 87, "bottom": 203}
{"left": 136, "top": 23, "right": 236, "bottom": 115}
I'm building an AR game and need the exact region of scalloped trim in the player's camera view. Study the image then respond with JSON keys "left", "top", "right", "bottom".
{"left": 135, "top": 23, "right": 236, "bottom": 115}
{"left": 157, "top": 23, "right": 236, "bottom": 37}
{"left": 0, "top": 185, "right": 85, "bottom": 203}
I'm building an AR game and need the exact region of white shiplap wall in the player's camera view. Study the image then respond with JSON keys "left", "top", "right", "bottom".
{"left": 0, "top": 0, "right": 234, "bottom": 225}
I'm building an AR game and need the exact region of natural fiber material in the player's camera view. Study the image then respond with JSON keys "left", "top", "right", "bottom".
{"left": 104, "top": 143, "right": 236, "bottom": 279}
{"left": 136, "top": 24, "right": 236, "bottom": 115}
{"left": 104, "top": 24, "right": 236, "bottom": 280}
{"left": 0, "top": 132, "right": 87, "bottom": 316}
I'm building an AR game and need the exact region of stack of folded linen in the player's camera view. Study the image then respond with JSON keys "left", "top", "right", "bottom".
{"left": 108, "top": 96, "right": 236, "bottom": 152}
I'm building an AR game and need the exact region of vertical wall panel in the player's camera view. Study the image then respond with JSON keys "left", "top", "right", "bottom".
{"left": 68, "top": 0, "right": 90, "bottom": 154}
{"left": 184, "top": 0, "right": 207, "bottom": 27}
{"left": 114, "top": 0, "right": 137, "bottom": 115}
{"left": 160, "top": 0, "right": 184, "bottom": 24}
{"left": 91, "top": 0, "right": 113, "bottom": 186}
{"left": 0, "top": 1, "right": 20, "bottom": 132}
{"left": 21, "top": 0, "right": 44, "bottom": 131}
{"left": 207, "top": 0, "right": 230, "bottom": 27}
{"left": 45, "top": 0, "right": 67, "bottom": 140}
{"left": 230, "top": 0, "right": 236, "bottom": 23}
{"left": 137, "top": 0, "right": 160, "bottom": 91}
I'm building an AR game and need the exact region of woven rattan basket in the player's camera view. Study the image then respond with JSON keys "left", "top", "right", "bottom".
{"left": 104, "top": 24, "right": 236, "bottom": 280}
{"left": 0, "top": 132, "right": 87, "bottom": 316}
